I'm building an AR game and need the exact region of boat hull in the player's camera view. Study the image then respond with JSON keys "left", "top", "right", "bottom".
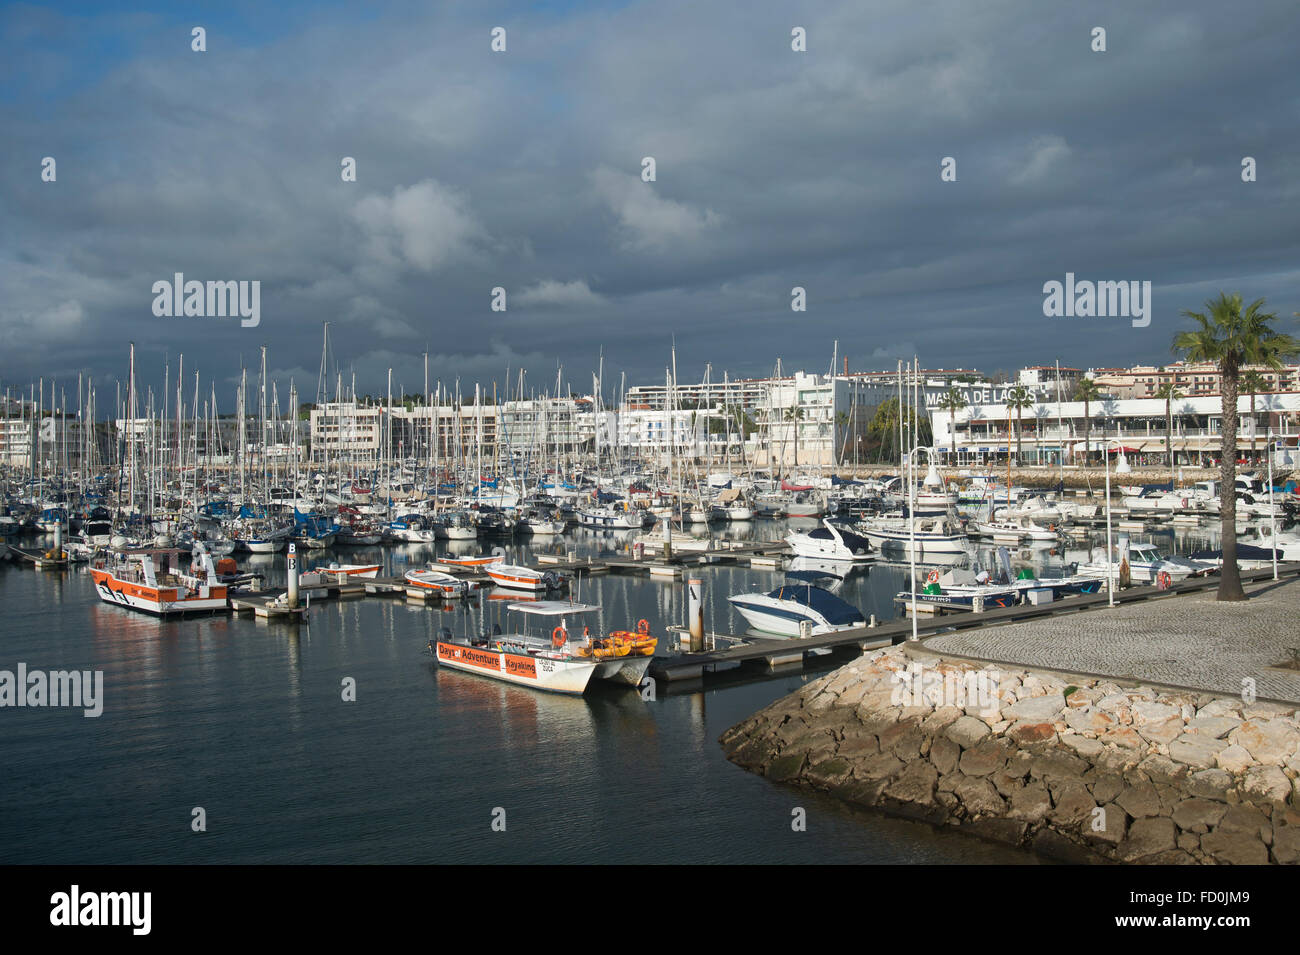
{"left": 434, "top": 641, "right": 595, "bottom": 694}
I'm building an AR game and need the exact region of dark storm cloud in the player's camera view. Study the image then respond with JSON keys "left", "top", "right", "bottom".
{"left": 1, "top": 0, "right": 1297, "bottom": 408}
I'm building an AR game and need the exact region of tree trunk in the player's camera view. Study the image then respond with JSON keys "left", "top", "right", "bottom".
{"left": 1218, "top": 369, "right": 1246, "bottom": 601}
{"left": 1015, "top": 407, "right": 1023, "bottom": 464}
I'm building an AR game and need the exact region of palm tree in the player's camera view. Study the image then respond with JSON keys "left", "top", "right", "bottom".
{"left": 1239, "top": 370, "right": 1267, "bottom": 464}
{"left": 1154, "top": 382, "right": 1184, "bottom": 479}
{"left": 1173, "top": 293, "right": 1300, "bottom": 601}
{"left": 1006, "top": 386, "right": 1034, "bottom": 465}
{"left": 937, "top": 387, "right": 968, "bottom": 459}
{"left": 1073, "top": 378, "right": 1102, "bottom": 466}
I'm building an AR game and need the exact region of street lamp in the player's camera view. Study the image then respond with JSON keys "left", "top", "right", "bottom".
{"left": 1266, "top": 430, "right": 1281, "bottom": 581}
{"left": 907, "top": 445, "right": 939, "bottom": 641}
{"left": 1103, "top": 439, "right": 1132, "bottom": 606}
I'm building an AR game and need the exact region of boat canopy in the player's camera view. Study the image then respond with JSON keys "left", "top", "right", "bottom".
{"left": 765, "top": 585, "right": 862, "bottom": 625}
{"left": 507, "top": 601, "right": 599, "bottom": 616}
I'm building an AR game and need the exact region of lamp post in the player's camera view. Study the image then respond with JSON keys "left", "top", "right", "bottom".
{"left": 907, "top": 445, "right": 939, "bottom": 641}
{"left": 1266, "top": 430, "right": 1278, "bottom": 581}
{"left": 1103, "top": 439, "right": 1132, "bottom": 607}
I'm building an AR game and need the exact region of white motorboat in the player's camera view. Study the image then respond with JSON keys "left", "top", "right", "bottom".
{"left": 485, "top": 563, "right": 562, "bottom": 592}
{"left": 861, "top": 516, "right": 967, "bottom": 555}
{"left": 785, "top": 518, "right": 874, "bottom": 562}
{"left": 729, "top": 574, "right": 866, "bottom": 637}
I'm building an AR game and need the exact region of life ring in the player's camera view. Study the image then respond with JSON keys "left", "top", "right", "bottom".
{"left": 1181, "top": 498, "right": 1189, "bottom": 508}
{"left": 637, "top": 618, "right": 650, "bottom": 636}
{"left": 583, "top": 625, "right": 590, "bottom": 638}
{"left": 926, "top": 570, "right": 940, "bottom": 585}
{"left": 552, "top": 626, "right": 567, "bottom": 647}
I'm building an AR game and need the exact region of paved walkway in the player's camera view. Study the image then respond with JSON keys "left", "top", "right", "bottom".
{"left": 924, "top": 576, "right": 1300, "bottom": 703}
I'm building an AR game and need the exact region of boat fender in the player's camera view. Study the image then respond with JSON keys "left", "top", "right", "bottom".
{"left": 637, "top": 618, "right": 650, "bottom": 636}
{"left": 552, "top": 626, "right": 567, "bottom": 648}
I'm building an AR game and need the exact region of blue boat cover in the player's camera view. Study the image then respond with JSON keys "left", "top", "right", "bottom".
{"left": 766, "top": 585, "right": 863, "bottom": 625}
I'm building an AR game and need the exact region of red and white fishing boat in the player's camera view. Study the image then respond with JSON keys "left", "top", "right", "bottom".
{"left": 88, "top": 547, "right": 228, "bottom": 615}
{"left": 441, "top": 554, "right": 505, "bottom": 568}
{"left": 484, "top": 562, "right": 561, "bottom": 592}
{"left": 404, "top": 568, "right": 484, "bottom": 597}
{"left": 430, "top": 601, "right": 602, "bottom": 694}
{"left": 325, "top": 561, "right": 381, "bottom": 579}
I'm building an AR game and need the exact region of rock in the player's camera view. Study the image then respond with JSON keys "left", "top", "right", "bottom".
{"left": 920, "top": 705, "right": 965, "bottom": 735}
{"left": 953, "top": 775, "right": 1007, "bottom": 817}
{"left": 1196, "top": 699, "right": 1243, "bottom": 720}
{"left": 805, "top": 757, "right": 853, "bottom": 788}
{"left": 1171, "top": 797, "right": 1228, "bottom": 833}
{"left": 1007, "top": 721, "right": 1057, "bottom": 745}
{"left": 1137, "top": 754, "right": 1190, "bottom": 786}
{"left": 930, "top": 736, "right": 960, "bottom": 776}
{"left": 1231, "top": 719, "right": 1300, "bottom": 766}
{"left": 1065, "top": 687, "right": 1101, "bottom": 709}
{"left": 836, "top": 726, "right": 879, "bottom": 759}
{"left": 766, "top": 752, "right": 807, "bottom": 782}
{"left": 1241, "top": 765, "right": 1292, "bottom": 806}
{"left": 963, "top": 817, "right": 1029, "bottom": 846}
{"left": 1029, "top": 750, "right": 1089, "bottom": 782}
{"left": 1217, "top": 804, "right": 1272, "bottom": 842}
{"left": 1132, "top": 701, "right": 1181, "bottom": 725}
{"left": 1169, "top": 734, "right": 1228, "bottom": 770}
{"left": 1272, "top": 822, "right": 1300, "bottom": 864}
{"left": 883, "top": 760, "right": 939, "bottom": 806}
{"left": 1086, "top": 803, "right": 1128, "bottom": 845}
{"left": 1216, "top": 744, "right": 1255, "bottom": 774}
{"left": 1063, "top": 707, "right": 1115, "bottom": 734}
{"left": 1187, "top": 768, "right": 1234, "bottom": 802}
{"left": 1003, "top": 694, "right": 1066, "bottom": 723}
{"left": 959, "top": 738, "right": 1012, "bottom": 777}
{"left": 879, "top": 719, "right": 924, "bottom": 760}
{"left": 1201, "top": 827, "right": 1269, "bottom": 865}
{"left": 1009, "top": 782, "right": 1052, "bottom": 824}
{"left": 1117, "top": 817, "right": 1176, "bottom": 861}
{"left": 1136, "top": 716, "right": 1185, "bottom": 745}
{"left": 1116, "top": 782, "right": 1162, "bottom": 818}
{"left": 855, "top": 751, "right": 905, "bottom": 782}
{"left": 945, "top": 715, "right": 991, "bottom": 749}
{"left": 1101, "top": 727, "right": 1145, "bottom": 749}
{"left": 1062, "top": 735, "right": 1104, "bottom": 759}
{"left": 990, "top": 769, "right": 1025, "bottom": 798}
{"left": 1186, "top": 716, "right": 1240, "bottom": 739}
{"left": 1050, "top": 780, "right": 1096, "bottom": 827}
{"left": 1090, "top": 772, "right": 1124, "bottom": 805}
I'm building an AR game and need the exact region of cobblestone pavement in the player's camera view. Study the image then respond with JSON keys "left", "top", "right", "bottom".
{"left": 923, "top": 576, "right": 1300, "bottom": 703}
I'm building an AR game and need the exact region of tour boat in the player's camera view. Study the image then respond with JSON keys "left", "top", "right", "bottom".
{"left": 431, "top": 601, "right": 604, "bottom": 695}
{"left": 88, "top": 547, "right": 229, "bottom": 615}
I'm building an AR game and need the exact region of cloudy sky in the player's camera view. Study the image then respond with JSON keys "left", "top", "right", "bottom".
{"left": 3, "top": 0, "right": 1298, "bottom": 409}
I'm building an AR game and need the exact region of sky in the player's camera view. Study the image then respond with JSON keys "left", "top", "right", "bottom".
{"left": 2, "top": 0, "right": 1298, "bottom": 411}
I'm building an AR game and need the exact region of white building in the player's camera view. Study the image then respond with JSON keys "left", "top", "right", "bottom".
{"left": 930, "top": 392, "right": 1300, "bottom": 466}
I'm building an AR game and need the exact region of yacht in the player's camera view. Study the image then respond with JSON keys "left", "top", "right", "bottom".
{"left": 785, "top": 518, "right": 874, "bottom": 562}
{"left": 729, "top": 572, "right": 866, "bottom": 637}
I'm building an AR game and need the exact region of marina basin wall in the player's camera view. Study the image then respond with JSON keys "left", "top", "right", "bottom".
{"left": 720, "top": 647, "right": 1300, "bottom": 864}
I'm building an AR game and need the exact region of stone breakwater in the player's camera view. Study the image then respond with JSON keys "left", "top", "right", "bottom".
{"left": 720, "top": 648, "right": 1300, "bottom": 864}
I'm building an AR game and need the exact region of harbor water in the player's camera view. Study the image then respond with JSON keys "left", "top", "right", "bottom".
{"left": 0, "top": 518, "right": 1234, "bottom": 864}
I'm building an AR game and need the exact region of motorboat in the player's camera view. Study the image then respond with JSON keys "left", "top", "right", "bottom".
{"left": 729, "top": 572, "right": 866, "bottom": 637}
{"left": 485, "top": 563, "right": 563, "bottom": 592}
{"left": 785, "top": 518, "right": 874, "bottom": 562}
